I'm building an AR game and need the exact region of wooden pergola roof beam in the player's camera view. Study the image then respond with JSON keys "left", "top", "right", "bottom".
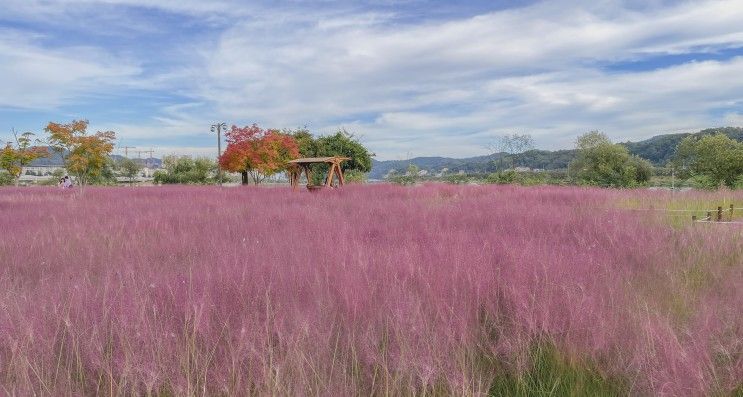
{"left": 288, "top": 156, "right": 351, "bottom": 164}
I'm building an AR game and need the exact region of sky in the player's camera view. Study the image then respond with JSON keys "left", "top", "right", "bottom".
{"left": 1, "top": 0, "right": 742, "bottom": 160}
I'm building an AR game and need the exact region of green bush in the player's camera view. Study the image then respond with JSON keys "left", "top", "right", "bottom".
{"left": 344, "top": 169, "right": 368, "bottom": 184}
{"left": 688, "top": 175, "right": 719, "bottom": 190}
{"left": 35, "top": 169, "right": 66, "bottom": 186}
{"left": 0, "top": 171, "right": 13, "bottom": 186}
{"left": 691, "top": 176, "right": 717, "bottom": 190}
{"left": 154, "top": 156, "right": 217, "bottom": 185}
{"left": 485, "top": 170, "right": 516, "bottom": 184}
{"left": 444, "top": 174, "right": 471, "bottom": 185}
{"left": 389, "top": 175, "right": 417, "bottom": 185}
{"left": 484, "top": 170, "right": 551, "bottom": 186}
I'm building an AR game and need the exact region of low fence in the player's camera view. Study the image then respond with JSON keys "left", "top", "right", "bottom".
{"left": 622, "top": 205, "right": 743, "bottom": 225}
{"left": 690, "top": 205, "right": 743, "bottom": 224}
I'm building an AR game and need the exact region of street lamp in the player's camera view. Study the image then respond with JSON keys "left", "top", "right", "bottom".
{"left": 210, "top": 122, "right": 227, "bottom": 186}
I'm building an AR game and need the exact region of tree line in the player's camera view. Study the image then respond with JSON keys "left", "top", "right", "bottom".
{"left": 3, "top": 120, "right": 742, "bottom": 190}
{"left": 569, "top": 130, "right": 743, "bottom": 189}
{"left": 1, "top": 120, "right": 115, "bottom": 189}
{"left": 390, "top": 129, "right": 743, "bottom": 189}
{"left": 212, "top": 125, "right": 372, "bottom": 185}
{"left": 156, "top": 125, "right": 374, "bottom": 185}
{"left": 1, "top": 119, "right": 374, "bottom": 187}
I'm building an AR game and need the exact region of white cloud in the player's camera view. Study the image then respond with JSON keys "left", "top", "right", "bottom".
{"left": 188, "top": 0, "right": 743, "bottom": 158}
{"left": 0, "top": 29, "right": 140, "bottom": 109}
{"left": 356, "top": 57, "right": 743, "bottom": 157}
{"left": 723, "top": 112, "right": 743, "bottom": 126}
{"left": 2, "top": 0, "right": 743, "bottom": 159}
{"left": 0, "top": 0, "right": 251, "bottom": 19}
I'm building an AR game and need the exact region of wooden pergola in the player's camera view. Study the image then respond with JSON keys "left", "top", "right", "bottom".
{"left": 288, "top": 156, "right": 350, "bottom": 190}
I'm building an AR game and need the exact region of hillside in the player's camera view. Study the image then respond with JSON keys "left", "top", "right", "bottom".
{"left": 622, "top": 127, "right": 743, "bottom": 166}
{"left": 369, "top": 127, "right": 743, "bottom": 179}
{"left": 28, "top": 150, "right": 161, "bottom": 168}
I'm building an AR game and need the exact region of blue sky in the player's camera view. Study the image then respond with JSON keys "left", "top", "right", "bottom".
{"left": 1, "top": 0, "right": 742, "bottom": 160}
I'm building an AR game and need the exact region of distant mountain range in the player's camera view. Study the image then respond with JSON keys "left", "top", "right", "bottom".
{"left": 369, "top": 127, "right": 743, "bottom": 179}
{"left": 109, "top": 155, "right": 162, "bottom": 168}
{"left": 30, "top": 151, "right": 162, "bottom": 168}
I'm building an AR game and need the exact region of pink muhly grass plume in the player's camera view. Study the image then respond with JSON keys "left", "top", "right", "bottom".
{"left": 0, "top": 184, "right": 740, "bottom": 395}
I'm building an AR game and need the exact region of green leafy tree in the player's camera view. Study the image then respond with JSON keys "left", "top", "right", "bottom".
{"left": 290, "top": 128, "right": 374, "bottom": 184}
{"left": 89, "top": 157, "right": 118, "bottom": 185}
{"left": 287, "top": 127, "right": 319, "bottom": 158}
{"left": 626, "top": 155, "right": 653, "bottom": 184}
{"left": 290, "top": 129, "right": 372, "bottom": 171}
{"left": 406, "top": 163, "right": 419, "bottom": 176}
{"left": 118, "top": 158, "right": 142, "bottom": 183}
{"left": 673, "top": 133, "right": 743, "bottom": 189}
{"left": 569, "top": 131, "right": 652, "bottom": 187}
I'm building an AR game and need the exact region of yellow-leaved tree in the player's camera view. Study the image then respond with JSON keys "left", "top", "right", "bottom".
{"left": 0, "top": 130, "right": 48, "bottom": 186}
{"left": 45, "top": 120, "right": 116, "bottom": 190}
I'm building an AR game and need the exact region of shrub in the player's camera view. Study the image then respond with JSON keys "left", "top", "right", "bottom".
{"left": 0, "top": 171, "right": 13, "bottom": 185}
{"left": 389, "top": 174, "right": 417, "bottom": 185}
{"left": 444, "top": 173, "right": 471, "bottom": 184}
{"left": 344, "top": 169, "right": 368, "bottom": 184}
{"left": 154, "top": 155, "right": 217, "bottom": 185}
{"left": 36, "top": 169, "right": 66, "bottom": 186}
{"left": 688, "top": 174, "right": 719, "bottom": 190}
{"left": 674, "top": 133, "right": 743, "bottom": 188}
{"left": 484, "top": 170, "right": 550, "bottom": 186}
{"left": 569, "top": 131, "right": 653, "bottom": 187}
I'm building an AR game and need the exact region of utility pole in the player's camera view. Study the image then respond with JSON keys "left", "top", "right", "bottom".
{"left": 121, "top": 146, "right": 136, "bottom": 158}
{"left": 211, "top": 122, "right": 227, "bottom": 186}
{"left": 141, "top": 149, "right": 154, "bottom": 168}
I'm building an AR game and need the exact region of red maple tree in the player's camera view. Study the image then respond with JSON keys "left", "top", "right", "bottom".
{"left": 219, "top": 124, "right": 300, "bottom": 185}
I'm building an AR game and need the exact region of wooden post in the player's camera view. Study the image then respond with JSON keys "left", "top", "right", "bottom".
{"left": 717, "top": 206, "right": 723, "bottom": 222}
{"left": 338, "top": 164, "right": 345, "bottom": 186}
{"left": 730, "top": 204, "right": 734, "bottom": 221}
{"left": 692, "top": 215, "right": 697, "bottom": 223}
{"left": 325, "top": 163, "right": 335, "bottom": 187}
{"left": 304, "top": 165, "right": 312, "bottom": 187}
{"left": 290, "top": 169, "right": 299, "bottom": 190}
{"left": 707, "top": 211, "right": 712, "bottom": 222}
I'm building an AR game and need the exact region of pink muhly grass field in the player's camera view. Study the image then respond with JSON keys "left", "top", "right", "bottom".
{"left": 0, "top": 184, "right": 741, "bottom": 395}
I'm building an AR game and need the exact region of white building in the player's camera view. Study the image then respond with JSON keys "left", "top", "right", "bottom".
{"left": 18, "top": 165, "right": 66, "bottom": 183}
